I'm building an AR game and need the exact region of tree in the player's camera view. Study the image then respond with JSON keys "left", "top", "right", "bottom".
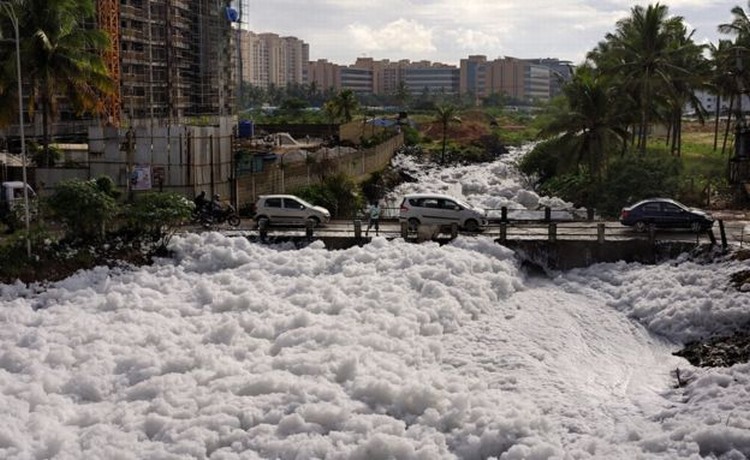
{"left": 331, "top": 89, "right": 359, "bottom": 123}
{"left": 537, "top": 65, "right": 629, "bottom": 182}
{"left": 393, "top": 80, "right": 411, "bottom": 110}
{"left": 0, "top": 0, "right": 113, "bottom": 160}
{"left": 593, "top": 3, "right": 697, "bottom": 153}
{"left": 434, "top": 103, "right": 461, "bottom": 164}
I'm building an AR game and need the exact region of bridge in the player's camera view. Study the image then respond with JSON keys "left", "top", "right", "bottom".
{"left": 206, "top": 212, "right": 748, "bottom": 270}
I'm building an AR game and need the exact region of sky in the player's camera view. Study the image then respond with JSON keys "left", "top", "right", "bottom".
{"left": 2, "top": 147, "right": 750, "bottom": 459}
{"left": 241, "top": 0, "right": 736, "bottom": 66}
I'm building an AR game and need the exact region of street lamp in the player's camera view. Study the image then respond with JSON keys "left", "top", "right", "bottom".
{"left": 1, "top": 0, "right": 30, "bottom": 257}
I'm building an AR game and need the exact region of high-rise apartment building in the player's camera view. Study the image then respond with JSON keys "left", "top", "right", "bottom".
{"left": 116, "top": 0, "right": 235, "bottom": 123}
{"left": 239, "top": 31, "right": 309, "bottom": 89}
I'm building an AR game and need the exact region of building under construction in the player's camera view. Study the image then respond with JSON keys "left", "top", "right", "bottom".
{"left": 99, "top": 0, "right": 237, "bottom": 126}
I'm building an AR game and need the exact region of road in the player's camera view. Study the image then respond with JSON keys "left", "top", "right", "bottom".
{"left": 202, "top": 218, "right": 750, "bottom": 247}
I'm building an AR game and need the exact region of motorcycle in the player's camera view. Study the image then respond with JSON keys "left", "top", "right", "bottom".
{"left": 196, "top": 204, "right": 241, "bottom": 228}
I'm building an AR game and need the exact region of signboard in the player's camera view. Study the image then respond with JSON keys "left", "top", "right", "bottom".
{"left": 130, "top": 165, "right": 152, "bottom": 190}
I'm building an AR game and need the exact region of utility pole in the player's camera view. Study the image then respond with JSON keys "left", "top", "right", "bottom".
{"left": 2, "top": 0, "right": 31, "bottom": 257}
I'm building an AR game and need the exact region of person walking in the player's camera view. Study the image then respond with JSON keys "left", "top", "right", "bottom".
{"left": 365, "top": 201, "right": 381, "bottom": 236}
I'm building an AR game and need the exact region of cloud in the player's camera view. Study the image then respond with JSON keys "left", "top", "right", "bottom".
{"left": 449, "top": 29, "right": 502, "bottom": 51}
{"left": 347, "top": 18, "right": 436, "bottom": 54}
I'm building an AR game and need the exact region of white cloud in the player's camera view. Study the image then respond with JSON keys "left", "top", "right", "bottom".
{"left": 347, "top": 18, "right": 436, "bottom": 54}
{"left": 449, "top": 28, "right": 503, "bottom": 51}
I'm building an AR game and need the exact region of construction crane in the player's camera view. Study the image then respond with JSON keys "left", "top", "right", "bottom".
{"left": 97, "top": 0, "right": 121, "bottom": 127}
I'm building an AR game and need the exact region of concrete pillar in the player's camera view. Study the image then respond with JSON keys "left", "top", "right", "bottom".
{"left": 548, "top": 222, "right": 557, "bottom": 242}
{"left": 306, "top": 219, "right": 314, "bottom": 240}
{"left": 648, "top": 224, "right": 656, "bottom": 244}
{"left": 501, "top": 206, "right": 508, "bottom": 222}
{"left": 258, "top": 218, "right": 268, "bottom": 241}
{"left": 544, "top": 206, "right": 551, "bottom": 222}
{"left": 400, "top": 221, "right": 408, "bottom": 238}
{"left": 354, "top": 219, "right": 362, "bottom": 239}
{"left": 450, "top": 223, "right": 458, "bottom": 239}
{"left": 499, "top": 223, "right": 507, "bottom": 242}
{"left": 597, "top": 223, "right": 605, "bottom": 243}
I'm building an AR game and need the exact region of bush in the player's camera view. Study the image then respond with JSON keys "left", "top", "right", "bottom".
{"left": 45, "top": 178, "right": 119, "bottom": 241}
{"left": 518, "top": 138, "right": 564, "bottom": 183}
{"left": 122, "top": 192, "right": 194, "bottom": 248}
{"left": 294, "top": 172, "right": 363, "bottom": 219}
{"left": 595, "top": 154, "right": 681, "bottom": 217}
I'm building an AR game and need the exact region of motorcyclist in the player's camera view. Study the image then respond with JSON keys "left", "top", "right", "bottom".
{"left": 210, "top": 194, "right": 223, "bottom": 216}
{"left": 193, "top": 191, "right": 208, "bottom": 214}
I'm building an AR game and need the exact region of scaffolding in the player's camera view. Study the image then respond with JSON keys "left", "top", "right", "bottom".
{"left": 114, "top": 0, "right": 235, "bottom": 126}
{"left": 97, "top": 0, "right": 121, "bottom": 126}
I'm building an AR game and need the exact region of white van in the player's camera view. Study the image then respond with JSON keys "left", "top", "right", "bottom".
{"left": 398, "top": 193, "right": 488, "bottom": 232}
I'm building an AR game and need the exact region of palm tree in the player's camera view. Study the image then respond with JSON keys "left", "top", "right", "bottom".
{"left": 596, "top": 3, "right": 696, "bottom": 153}
{"left": 434, "top": 103, "right": 461, "bottom": 164}
{"left": 707, "top": 40, "right": 738, "bottom": 152}
{"left": 332, "top": 89, "right": 358, "bottom": 123}
{"left": 538, "top": 65, "right": 629, "bottom": 181}
{"left": 0, "top": 0, "right": 113, "bottom": 160}
{"left": 718, "top": 2, "right": 750, "bottom": 152}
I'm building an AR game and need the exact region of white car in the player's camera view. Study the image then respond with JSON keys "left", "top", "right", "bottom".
{"left": 254, "top": 194, "right": 330, "bottom": 227}
{"left": 398, "top": 193, "right": 488, "bottom": 232}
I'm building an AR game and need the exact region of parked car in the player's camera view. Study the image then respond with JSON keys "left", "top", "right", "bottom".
{"left": 398, "top": 193, "right": 488, "bottom": 232}
{"left": 619, "top": 198, "right": 714, "bottom": 233}
{"left": 254, "top": 194, "right": 330, "bottom": 227}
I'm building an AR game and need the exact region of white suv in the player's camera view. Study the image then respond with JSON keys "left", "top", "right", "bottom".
{"left": 254, "top": 194, "right": 330, "bottom": 227}
{"left": 399, "top": 193, "right": 488, "bottom": 232}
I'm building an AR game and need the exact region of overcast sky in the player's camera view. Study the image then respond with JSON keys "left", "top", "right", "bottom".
{"left": 240, "top": 1, "right": 735, "bottom": 66}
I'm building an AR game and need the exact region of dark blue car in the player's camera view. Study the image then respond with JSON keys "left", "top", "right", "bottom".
{"left": 619, "top": 198, "right": 714, "bottom": 233}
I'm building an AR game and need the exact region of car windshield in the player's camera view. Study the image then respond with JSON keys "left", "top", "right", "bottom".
{"left": 455, "top": 198, "right": 477, "bottom": 210}
{"left": 294, "top": 197, "right": 315, "bottom": 208}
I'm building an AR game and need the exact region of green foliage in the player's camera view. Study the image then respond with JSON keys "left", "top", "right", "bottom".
{"left": 518, "top": 138, "right": 564, "bottom": 183}
{"left": 595, "top": 154, "right": 682, "bottom": 216}
{"left": 95, "top": 175, "right": 122, "bottom": 199}
{"left": 294, "top": 173, "right": 363, "bottom": 219}
{"left": 122, "top": 192, "right": 193, "bottom": 247}
{"left": 45, "top": 178, "right": 118, "bottom": 241}
{"left": 401, "top": 125, "right": 421, "bottom": 145}
{"left": 27, "top": 141, "right": 62, "bottom": 168}
{"left": 538, "top": 172, "right": 594, "bottom": 208}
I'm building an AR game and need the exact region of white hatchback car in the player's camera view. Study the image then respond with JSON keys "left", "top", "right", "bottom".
{"left": 398, "top": 193, "right": 488, "bottom": 232}
{"left": 254, "top": 194, "right": 331, "bottom": 227}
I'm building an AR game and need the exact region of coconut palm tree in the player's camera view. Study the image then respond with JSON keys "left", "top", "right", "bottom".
{"left": 0, "top": 0, "right": 113, "bottom": 161}
{"left": 332, "top": 89, "right": 359, "bottom": 123}
{"left": 538, "top": 65, "right": 629, "bottom": 181}
{"left": 707, "top": 40, "right": 738, "bottom": 152}
{"left": 598, "top": 3, "right": 695, "bottom": 153}
{"left": 434, "top": 103, "right": 461, "bottom": 164}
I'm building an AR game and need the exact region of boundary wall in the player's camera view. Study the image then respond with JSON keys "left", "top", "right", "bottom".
{"left": 237, "top": 133, "right": 403, "bottom": 206}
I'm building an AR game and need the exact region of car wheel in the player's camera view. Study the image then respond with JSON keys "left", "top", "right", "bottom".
{"left": 307, "top": 216, "right": 320, "bottom": 228}
{"left": 256, "top": 216, "right": 270, "bottom": 229}
{"left": 408, "top": 218, "right": 420, "bottom": 231}
{"left": 464, "top": 219, "right": 479, "bottom": 233}
{"left": 228, "top": 215, "right": 241, "bottom": 227}
{"left": 634, "top": 221, "right": 648, "bottom": 233}
{"left": 690, "top": 221, "right": 703, "bottom": 233}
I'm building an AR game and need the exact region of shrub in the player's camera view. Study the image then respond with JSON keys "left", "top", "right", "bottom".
{"left": 122, "top": 192, "right": 194, "bottom": 248}
{"left": 518, "top": 138, "right": 563, "bottom": 183}
{"left": 45, "top": 178, "right": 119, "bottom": 241}
{"left": 294, "top": 172, "right": 363, "bottom": 219}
